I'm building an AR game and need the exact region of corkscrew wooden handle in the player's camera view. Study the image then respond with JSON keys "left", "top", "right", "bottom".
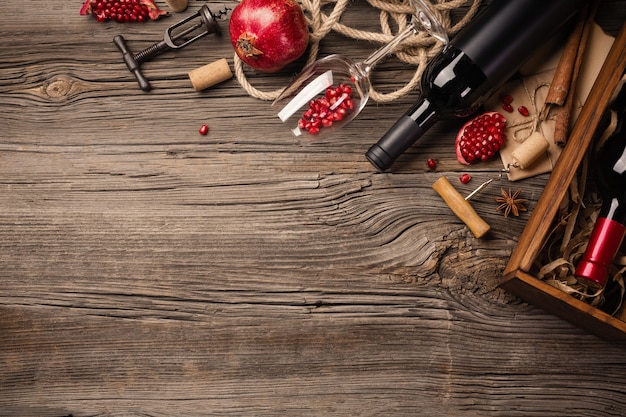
{"left": 432, "top": 176, "right": 491, "bottom": 239}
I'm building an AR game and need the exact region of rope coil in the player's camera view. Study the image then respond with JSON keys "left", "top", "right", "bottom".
{"left": 233, "top": 0, "right": 482, "bottom": 102}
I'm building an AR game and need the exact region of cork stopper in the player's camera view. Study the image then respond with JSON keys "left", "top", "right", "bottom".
{"left": 188, "top": 59, "right": 233, "bottom": 91}
{"left": 511, "top": 131, "right": 550, "bottom": 170}
{"left": 164, "top": 0, "right": 188, "bottom": 12}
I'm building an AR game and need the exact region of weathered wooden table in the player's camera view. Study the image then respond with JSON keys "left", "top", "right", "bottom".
{"left": 1, "top": 1, "right": 626, "bottom": 416}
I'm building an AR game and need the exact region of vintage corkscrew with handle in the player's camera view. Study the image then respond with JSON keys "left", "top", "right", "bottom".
{"left": 113, "top": 4, "right": 228, "bottom": 91}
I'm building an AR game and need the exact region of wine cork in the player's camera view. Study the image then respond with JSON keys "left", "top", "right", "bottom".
{"left": 511, "top": 131, "right": 550, "bottom": 169}
{"left": 432, "top": 176, "right": 491, "bottom": 239}
{"left": 188, "top": 59, "right": 233, "bottom": 91}
{"left": 165, "top": 0, "right": 188, "bottom": 12}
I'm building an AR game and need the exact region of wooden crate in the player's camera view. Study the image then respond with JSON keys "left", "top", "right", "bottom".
{"left": 500, "top": 21, "right": 626, "bottom": 340}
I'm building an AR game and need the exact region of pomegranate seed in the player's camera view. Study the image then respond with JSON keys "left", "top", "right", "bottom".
{"left": 518, "top": 106, "right": 530, "bottom": 117}
{"left": 427, "top": 158, "right": 437, "bottom": 170}
{"left": 502, "top": 104, "right": 513, "bottom": 113}
{"left": 460, "top": 173, "right": 472, "bottom": 184}
{"left": 199, "top": 124, "right": 209, "bottom": 135}
{"left": 502, "top": 95, "right": 514, "bottom": 105}
{"left": 299, "top": 83, "right": 355, "bottom": 134}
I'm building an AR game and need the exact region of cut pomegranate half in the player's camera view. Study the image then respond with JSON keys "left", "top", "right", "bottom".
{"left": 455, "top": 111, "right": 507, "bottom": 165}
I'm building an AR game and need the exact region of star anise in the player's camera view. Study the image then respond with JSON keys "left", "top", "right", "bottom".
{"left": 495, "top": 188, "right": 528, "bottom": 217}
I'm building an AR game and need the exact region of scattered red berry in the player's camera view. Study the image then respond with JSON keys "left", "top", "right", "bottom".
{"left": 502, "top": 95, "right": 514, "bottom": 105}
{"left": 298, "top": 84, "right": 354, "bottom": 135}
{"left": 199, "top": 124, "right": 209, "bottom": 135}
{"left": 455, "top": 111, "right": 507, "bottom": 165}
{"left": 502, "top": 103, "right": 513, "bottom": 113}
{"left": 518, "top": 106, "right": 530, "bottom": 117}
{"left": 427, "top": 158, "right": 437, "bottom": 170}
{"left": 460, "top": 173, "right": 472, "bottom": 184}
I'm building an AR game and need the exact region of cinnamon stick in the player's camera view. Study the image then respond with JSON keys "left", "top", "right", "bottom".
{"left": 552, "top": 0, "right": 600, "bottom": 145}
{"left": 545, "top": 3, "right": 589, "bottom": 107}
{"left": 553, "top": 92, "right": 575, "bottom": 145}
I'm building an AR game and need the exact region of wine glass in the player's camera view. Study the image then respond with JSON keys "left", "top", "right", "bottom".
{"left": 272, "top": 0, "right": 448, "bottom": 138}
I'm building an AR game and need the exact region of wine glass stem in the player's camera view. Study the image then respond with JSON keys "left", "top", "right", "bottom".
{"left": 360, "top": 23, "right": 416, "bottom": 72}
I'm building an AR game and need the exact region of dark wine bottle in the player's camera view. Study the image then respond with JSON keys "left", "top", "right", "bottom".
{"left": 365, "top": 0, "right": 586, "bottom": 172}
{"left": 575, "top": 84, "right": 626, "bottom": 290}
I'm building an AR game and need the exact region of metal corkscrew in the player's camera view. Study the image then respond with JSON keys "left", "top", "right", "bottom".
{"left": 464, "top": 163, "right": 518, "bottom": 201}
{"left": 113, "top": 4, "right": 229, "bottom": 91}
{"left": 432, "top": 164, "right": 519, "bottom": 239}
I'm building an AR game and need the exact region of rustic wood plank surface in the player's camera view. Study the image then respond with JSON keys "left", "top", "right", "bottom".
{"left": 1, "top": 1, "right": 625, "bottom": 416}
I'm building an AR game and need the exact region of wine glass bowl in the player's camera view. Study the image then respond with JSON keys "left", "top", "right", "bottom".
{"left": 274, "top": 54, "right": 369, "bottom": 137}
{"left": 272, "top": 0, "right": 448, "bottom": 138}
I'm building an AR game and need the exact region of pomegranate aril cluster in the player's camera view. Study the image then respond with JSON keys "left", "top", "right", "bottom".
{"left": 95, "top": 0, "right": 149, "bottom": 22}
{"left": 298, "top": 84, "right": 354, "bottom": 135}
{"left": 458, "top": 112, "right": 507, "bottom": 163}
{"left": 81, "top": 0, "right": 167, "bottom": 23}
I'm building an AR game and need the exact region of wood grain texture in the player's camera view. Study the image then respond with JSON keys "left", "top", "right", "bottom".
{"left": 1, "top": 1, "right": 626, "bottom": 416}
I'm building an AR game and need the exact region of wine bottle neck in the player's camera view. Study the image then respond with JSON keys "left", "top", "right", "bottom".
{"left": 406, "top": 97, "right": 439, "bottom": 125}
{"left": 366, "top": 98, "right": 439, "bottom": 171}
{"left": 575, "top": 217, "right": 626, "bottom": 289}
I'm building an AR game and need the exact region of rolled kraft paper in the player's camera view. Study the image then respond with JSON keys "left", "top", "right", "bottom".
{"left": 189, "top": 59, "right": 233, "bottom": 91}
{"left": 511, "top": 131, "right": 550, "bottom": 169}
{"left": 165, "top": 0, "right": 188, "bottom": 12}
{"left": 432, "top": 176, "right": 491, "bottom": 239}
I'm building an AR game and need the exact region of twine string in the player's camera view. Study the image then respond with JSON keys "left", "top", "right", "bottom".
{"left": 233, "top": 0, "right": 482, "bottom": 102}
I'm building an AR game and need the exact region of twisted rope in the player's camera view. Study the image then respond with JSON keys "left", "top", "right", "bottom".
{"left": 233, "top": 0, "right": 482, "bottom": 102}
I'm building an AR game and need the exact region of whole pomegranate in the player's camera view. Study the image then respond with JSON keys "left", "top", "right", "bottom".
{"left": 455, "top": 111, "right": 507, "bottom": 165}
{"left": 229, "top": 0, "right": 309, "bottom": 72}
